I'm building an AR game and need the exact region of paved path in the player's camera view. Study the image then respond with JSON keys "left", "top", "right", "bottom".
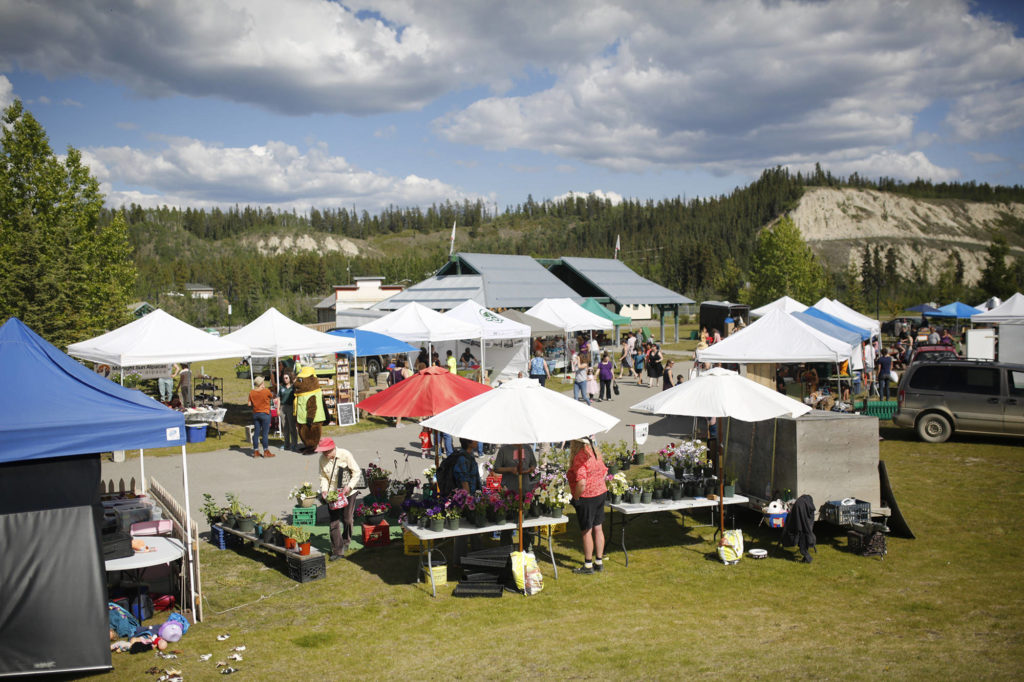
{"left": 102, "top": 369, "right": 700, "bottom": 529}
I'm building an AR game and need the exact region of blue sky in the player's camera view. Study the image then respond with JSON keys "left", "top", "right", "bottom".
{"left": 1, "top": 0, "right": 1022, "bottom": 215}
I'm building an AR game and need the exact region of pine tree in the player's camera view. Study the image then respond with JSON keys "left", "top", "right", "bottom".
{"left": 0, "top": 101, "right": 136, "bottom": 347}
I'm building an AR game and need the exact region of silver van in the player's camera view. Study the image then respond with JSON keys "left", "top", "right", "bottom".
{"left": 893, "top": 360, "right": 1024, "bottom": 442}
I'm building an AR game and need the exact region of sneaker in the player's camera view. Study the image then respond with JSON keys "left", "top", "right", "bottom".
{"left": 329, "top": 554, "right": 343, "bottom": 562}
{"left": 593, "top": 562, "right": 604, "bottom": 572}
{"left": 263, "top": 449, "right": 275, "bottom": 458}
{"left": 572, "top": 564, "right": 594, "bottom": 575}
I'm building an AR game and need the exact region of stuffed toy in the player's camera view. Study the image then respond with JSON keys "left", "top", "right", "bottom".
{"left": 294, "top": 366, "right": 326, "bottom": 453}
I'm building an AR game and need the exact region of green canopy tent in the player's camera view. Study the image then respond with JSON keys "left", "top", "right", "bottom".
{"left": 581, "top": 298, "right": 631, "bottom": 344}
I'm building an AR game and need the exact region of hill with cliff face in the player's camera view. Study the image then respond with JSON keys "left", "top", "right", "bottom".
{"left": 789, "top": 187, "right": 1024, "bottom": 284}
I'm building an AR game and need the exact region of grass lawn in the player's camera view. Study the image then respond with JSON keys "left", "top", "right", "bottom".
{"left": 108, "top": 424, "right": 1024, "bottom": 680}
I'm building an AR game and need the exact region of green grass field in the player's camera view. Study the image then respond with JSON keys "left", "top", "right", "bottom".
{"left": 109, "top": 424, "right": 1024, "bottom": 680}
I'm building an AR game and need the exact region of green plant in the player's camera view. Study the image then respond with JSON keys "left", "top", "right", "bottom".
{"left": 289, "top": 481, "right": 316, "bottom": 503}
{"left": 292, "top": 526, "right": 310, "bottom": 544}
{"left": 253, "top": 511, "right": 267, "bottom": 526}
{"left": 200, "top": 493, "right": 222, "bottom": 523}
{"left": 364, "top": 463, "right": 391, "bottom": 482}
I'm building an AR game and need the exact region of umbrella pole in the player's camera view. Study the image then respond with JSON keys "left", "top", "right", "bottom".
{"left": 517, "top": 446, "right": 524, "bottom": 553}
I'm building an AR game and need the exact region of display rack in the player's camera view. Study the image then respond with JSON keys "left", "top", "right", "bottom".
{"left": 193, "top": 376, "right": 223, "bottom": 406}
{"left": 315, "top": 368, "right": 337, "bottom": 424}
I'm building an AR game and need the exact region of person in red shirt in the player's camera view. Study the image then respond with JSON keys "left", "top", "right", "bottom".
{"left": 567, "top": 438, "right": 608, "bottom": 574}
{"left": 247, "top": 375, "right": 274, "bottom": 458}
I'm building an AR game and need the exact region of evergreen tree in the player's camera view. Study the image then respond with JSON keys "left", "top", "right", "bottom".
{"left": 745, "top": 217, "right": 827, "bottom": 307}
{"left": 0, "top": 101, "right": 136, "bottom": 347}
{"left": 979, "top": 235, "right": 1013, "bottom": 299}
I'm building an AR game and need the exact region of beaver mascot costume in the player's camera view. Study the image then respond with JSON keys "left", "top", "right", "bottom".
{"left": 294, "top": 366, "right": 326, "bottom": 453}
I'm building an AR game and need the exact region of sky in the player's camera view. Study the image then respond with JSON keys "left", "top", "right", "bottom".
{"left": 1, "top": 0, "right": 1023, "bottom": 216}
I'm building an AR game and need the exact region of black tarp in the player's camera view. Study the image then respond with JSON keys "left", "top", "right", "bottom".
{"left": 0, "top": 454, "right": 111, "bottom": 677}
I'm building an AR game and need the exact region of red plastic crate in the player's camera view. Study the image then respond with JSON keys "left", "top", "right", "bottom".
{"left": 485, "top": 474, "right": 501, "bottom": 491}
{"left": 362, "top": 520, "right": 391, "bottom": 547}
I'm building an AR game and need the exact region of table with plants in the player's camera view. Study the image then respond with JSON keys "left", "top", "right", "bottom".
{"left": 605, "top": 439, "right": 749, "bottom": 566}
{"left": 400, "top": 463, "right": 572, "bottom": 597}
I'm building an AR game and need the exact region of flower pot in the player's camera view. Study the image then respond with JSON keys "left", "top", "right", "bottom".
{"left": 547, "top": 505, "right": 562, "bottom": 518}
{"left": 236, "top": 516, "right": 256, "bottom": 534}
{"left": 473, "top": 509, "right": 487, "bottom": 527}
{"left": 641, "top": 491, "right": 653, "bottom": 504}
{"left": 285, "top": 538, "right": 297, "bottom": 549}
{"left": 528, "top": 503, "right": 540, "bottom": 519}
{"left": 493, "top": 512, "right": 506, "bottom": 525}
{"left": 369, "top": 479, "right": 389, "bottom": 498}
{"left": 627, "top": 492, "right": 640, "bottom": 504}
{"left": 673, "top": 467, "right": 685, "bottom": 480}
{"left": 634, "top": 452, "right": 646, "bottom": 465}
{"left": 417, "top": 516, "right": 427, "bottom": 528}
{"left": 611, "top": 494, "right": 622, "bottom": 505}
{"left": 389, "top": 494, "right": 406, "bottom": 516}
{"left": 671, "top": 486, "right": 683, "bottom": 501}
{"left": 223, "top": 514, "right": 237, "bottom": 529}
{"left": 261, "top": 526, "right": 276, "bottom": 543}
{"left": 430, "top": 518, "right": 444, "bottom": 533}
{"left": 607, "top": 465, "right": 619, "bottom": 476}
{"left": 365, "top": 513, "right": 385, "bottom": 526}
{"left": 236, "top": 370, "right": 249, "bottom": 379}
{"left": 723, "top": 484, "right": 735, "bottom": 498}
{"left": 299, "top": 496, "right": 317, "bottom": 508}
{"left": 446, "top": 517, "right": 460, "bottom": 531}
{"left": 299, "top": 541, "right": 311, "bottom": 556}
{"left": 621, "top": 461, "right": 631, "bottom": 471}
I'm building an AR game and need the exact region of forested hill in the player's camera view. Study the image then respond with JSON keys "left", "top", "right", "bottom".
{"left": 116, "top": 167, "right": 1024, "bottom": 327}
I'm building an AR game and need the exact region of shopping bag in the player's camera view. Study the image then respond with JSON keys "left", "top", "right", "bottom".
{"left": 612, "top": 381, "right": 620, "bottom": 395}
{"left": 717, "top": 529, "right": 744, "bottom": 565}
{"left": 511, "top": 551, "right": 544, "bottom": 595}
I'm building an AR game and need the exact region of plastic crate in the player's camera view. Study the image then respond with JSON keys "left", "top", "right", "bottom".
{"left": 362, "top": 520, "right": 391, "bottom": 547}
{"left": 538, "top": 522, "right": 567, "bottom": 538}
{"left": 403, "top": 529, "right": 433, "bottom": 556}
{"left": 291, "top": 506, "right": 316, "bottom": 526}
{"left": 822, "top": 499, "right": 871, "bottom": 526}
{"left": 286, "top": 553, "right": 326, "bottom": 583}
{"left": 209, "top": 525, "right": 238, "bottom": 550}
{"left": 766, "top": 512, "right": 787, "bottom": 529}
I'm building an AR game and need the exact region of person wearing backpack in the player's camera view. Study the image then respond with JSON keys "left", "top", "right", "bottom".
{"left": 438, "top": 438, "right": 481, "bottom": 495}
{"left": 528, "top": 349, "right": 551, "bottom": 387}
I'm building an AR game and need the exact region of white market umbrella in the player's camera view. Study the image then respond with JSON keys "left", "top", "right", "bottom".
{"left": 421, "top": 377, "right": 619, "bottom": 553}
{"left": 631, "top": 367, "right": 811, "bottom": 538}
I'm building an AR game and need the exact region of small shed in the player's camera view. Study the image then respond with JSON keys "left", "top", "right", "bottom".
{"left": 700, "top": 301, "right": 750, "bottom": 339}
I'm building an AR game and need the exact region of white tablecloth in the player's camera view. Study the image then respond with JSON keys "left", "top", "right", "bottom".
{"left": 183, "top": 407, "right": 227, "bottom": 423}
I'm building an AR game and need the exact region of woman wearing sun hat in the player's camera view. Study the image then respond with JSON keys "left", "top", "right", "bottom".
{"left": 317, "top": 437, "right": 363, "bottom": 560}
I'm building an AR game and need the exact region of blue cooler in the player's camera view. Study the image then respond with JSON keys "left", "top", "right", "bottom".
{"left": 186, "top": 423, "right": 208, "bottom": 443}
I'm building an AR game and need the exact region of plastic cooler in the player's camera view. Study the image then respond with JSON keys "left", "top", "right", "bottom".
{"left": 185, "top": 423, "right": 208, "bottom": 443}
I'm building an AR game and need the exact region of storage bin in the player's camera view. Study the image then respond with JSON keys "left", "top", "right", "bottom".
{"left": 291, "top": 506, "right": 316, "bottom": 526}
{"left": 822, "top": 499, "right": 871, "bottom": 526}
{"left": 403, "top": 529, "right": 433, "bottom": 556}
{"left": 185, "top": 423, "right": 207, "bottom": 443}
{"left": 422, "top": 556, "right": 447, "bottom": 587}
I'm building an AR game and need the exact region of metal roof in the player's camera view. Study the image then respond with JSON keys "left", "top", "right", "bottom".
{"left": 554, "top": 257, "right": 693, "bottom": 306}
{"left": 436, "top": 253, "right": 582, "bottom": 308}
{"left": 314, "top": 293, "right": 336, "bottom": 309}
{"left": 372, "top": 275, "right": 486, "bottom": 311}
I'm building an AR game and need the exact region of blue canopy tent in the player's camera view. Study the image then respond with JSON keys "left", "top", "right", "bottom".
{"left": 905, "top": 303, "right": 941, "bottom": 314}
{"left": 930, "top": 301, "right": 980, "bottom": 319}
{"left": 0, "top": 318, "right": 191, "bottom": 677}
{"left": 791, "top": 311, "right": 863, "bottom": 348}
{"left": 327, "top": 328, "right": 417, "bottom": 357}
{"left": 804, "top": 306, "right": 872, "bottom": 341}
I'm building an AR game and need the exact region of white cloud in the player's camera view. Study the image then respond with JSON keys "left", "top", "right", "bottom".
{"left": 970, "top": 151, "right": 1007, "bottom": 163}
{"left": 115, "top": 121, "right": 138, "bottom": 131}
{"left": 0, "top": 74, "right": 11, "bottom": 109}
{"left": 60, "top": 97, "right": 81, "bottom": 107}
{"left": 80, "top": 137, "right": 476, "bottom": 212}
{"left": 785, "top": 151, "right": 959, "bottom": 183}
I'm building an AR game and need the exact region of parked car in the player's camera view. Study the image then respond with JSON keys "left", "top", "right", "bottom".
{"left": 908, "top": 345, "right": 959, "bottom": 365}
{"left": 893, "top": 359, "right": 1024, "bottom": 442}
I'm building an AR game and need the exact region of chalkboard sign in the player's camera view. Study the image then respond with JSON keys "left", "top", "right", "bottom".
{"left": 336, "top": 402, "right": 357, "bottom": 427}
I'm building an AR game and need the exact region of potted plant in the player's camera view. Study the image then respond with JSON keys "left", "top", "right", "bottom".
{"left": 290, "top": 481, "right": 317, "bottom": 508}
{"left": 324, "top": 488, "right": 349, "bottom": 511}
{"left": 486, "top": 490, "right": 508, "bottom": 524}
{"left": 626, "top": 485, "right": 641, "bottom": 505}
{"left": 606, "top": 472, "right": 628, "bottom": 504}
{"left": 233, "top": 361, "right": 250, "bottom": 379}
{"left": 292, "top": 526, "right": 312, "bottom": 555}
{"left": 364, "top": 463, "right": 392, "bottom": 498}
{"left": 652, "top": 478, "right": 664, "bottom": 501}
{"left": 281, "top": 525, "right": 298, "bottom": 549}
{"left": 640, "top": 480, "right": 653, "bottom": 504}
{"left": 261, "top": 515, "right": 279, "bottom": 543}
{"left": 426, "top": 504, "right": 445, "bottom": 532}
{"left": 201, "top": 493, "right": 226, "bottom": 526}
{"left": 469, "top": 491, "right": 488, "bottom": 526}
{"left": 388, "top": 479, "right": 410, "bottom": 516}
{"left": 357, "top": 501, "right": 389, "bottom": 526}
{"left": 670, "top": 481, "right": 683, "bottom": 501}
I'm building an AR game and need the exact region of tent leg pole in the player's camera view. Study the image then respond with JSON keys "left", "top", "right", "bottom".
{"left": 275, "top": 355, "right": 282, "bottom": 437}
{"left": 139, "top": 449, "right": 146, "bottom": 495}
{"left": 180, "top": 444, "right": 198, "bottom": 622}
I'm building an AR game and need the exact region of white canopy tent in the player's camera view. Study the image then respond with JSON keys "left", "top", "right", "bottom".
{"left": 697, "top": 308, "right": 853, "bottom": 365}
{"left": 223, "top": 307, "right": 355, "bottom": 358}
{"left": 972, "top": 292, "right": 1024, "bottom": 324}
{"left": 443, "top": 300, "right": 531, "bottom": 384}
{"left": 526, "top": 298, "right": 614, "bottom": 374}
{"left": 358, "top": 302, "right": 483, "bottom": 377}
{"left": 67, "top": 308, "right": 250, "bottom": 367}
{"left": 750, "top": 295, "right": 807, "bottom": 318}
{"left": 815, "top": 298, "right": 880, "bottom": 338}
